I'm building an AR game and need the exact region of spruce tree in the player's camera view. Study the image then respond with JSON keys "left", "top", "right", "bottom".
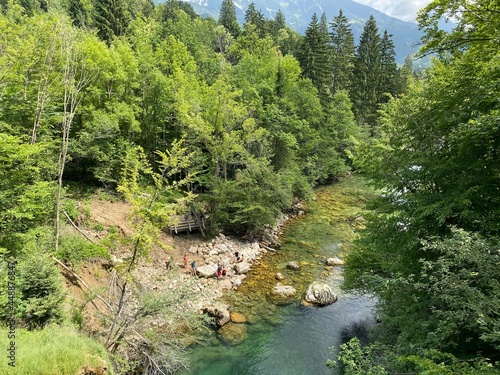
{"left": 273, "top": 9, "right": 286, "bottom": 32}
{"left": 268, "top": 9, "right": 286, "bottom": 40}
{"left": 244, "top": 2, "right": 268, "bottom": 38}
{"left": 93, "top": 0, "right": 131, "bottom": 44}
{"left": 329, "top": 10, "right": 355, "bottom": 95}
{"left": 352, "top": 15, "right": 381, "bottom": 129}
{"left": 320, "top": 12, "right": 328, "bottom": 36}
{"left": 297, "top": 13, "right": 331, "bottom": 107}
{"left": 219, "top": 0, "right": 240, "bottom": 38}
{"left": 379, "top": 30, "right": 399, "bottom": 102}
{"left": 68, "top": 0, "right": 91, "bottom": 28}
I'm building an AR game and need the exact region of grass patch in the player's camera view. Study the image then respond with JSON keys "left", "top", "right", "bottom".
{"left": 0, "top": 324, "right": 112, "bottom": 374}
{"left": 56, "top": 234, "right": 110, "bottom": 265}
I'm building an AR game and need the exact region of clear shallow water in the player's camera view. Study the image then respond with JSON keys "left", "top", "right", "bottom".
{"left": 181, "top": 177, "right": 377, "bottom": 375}
{"left": 184, "top": 293, "right": 376, "bottom": 375}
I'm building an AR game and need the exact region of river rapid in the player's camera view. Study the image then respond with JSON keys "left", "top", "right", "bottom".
{"left": 180, "top": 176, "right": 377, "bottom": 375}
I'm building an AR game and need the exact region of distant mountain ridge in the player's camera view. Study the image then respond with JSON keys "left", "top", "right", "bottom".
{"left": 178, "top": 0, "right": 426, "bottom": 64}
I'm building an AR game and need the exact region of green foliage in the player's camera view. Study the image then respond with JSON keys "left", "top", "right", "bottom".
{"left": 117, "top": 142, "right": 195, "bottom": 266}
{"left": 331, "top": 338, "right": 500, "bottom": 375}
{"left": 211, "top": 160, "right": 292, "bottom": 235}
{"left": 351, "top": 15, "right": 382, "bottom": 128}
{"left": 335, "top": 338, "right": 392, "bottom": 375}
{"left": 0, "top": 134, "right": 56, "bottom": 250}
{"left": 0, "top": 253, "right": 65, "bottom": 329}
{"left": 56, "top": 234, "right": 110, "bottom": 264}
{"left": 417, "top": 230, "right": 500, "bottom": 351}
{"left": 218, "top": 0, "right": 240, "bottom": 37}
{"left": 329, "top": 10, "right": 355, "bottom": 95}
{"left": 344, "top": 1, "right": 500, "bottom": 370}
{"left": 0, "top": 324, "right": 113, "bottom": 374}
{"left": 417, "top": 0, "right": 500, "bottom": 58}
{"left": 93, "top": 0, "right": 131, "bottom": 43}
{"left": 297, "top": 13, "right": 331, "bottom": 106}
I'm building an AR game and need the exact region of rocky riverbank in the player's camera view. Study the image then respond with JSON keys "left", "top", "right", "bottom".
{"left": 132, "top": 233, "right": 274, "bottom": 313}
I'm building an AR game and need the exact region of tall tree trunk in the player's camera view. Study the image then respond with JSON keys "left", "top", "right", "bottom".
{"left": 54, "top": 26, "right": 95, "bottom": 252}
{"left": 31, "top": 28, "right": 58, "bottom": 144}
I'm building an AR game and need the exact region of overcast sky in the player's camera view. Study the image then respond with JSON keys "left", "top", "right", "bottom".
{"left": 354, "top": 0, "right": 432, "bottom": 22}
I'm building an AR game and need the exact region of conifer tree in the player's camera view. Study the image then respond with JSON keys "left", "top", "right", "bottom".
{"left": 68, "top": 0, "right": 91, "bottom": 28}
{"left": 320, "top": 12, "right": 328, "bottom": 36}
{"left": 297, "top": 13, "right": 331, "bottom": 107}
{"left": 329, "top": 10, "right": 355, "bottom": 95}
{"left": 379, "top": 30, "right": 399, "bottom": 102}
{"left": 272, "top": 9, "right": 286, "bottom": 33}
{"left": 351, "top": 15, "right": 381, "bottom": 129}
{"left": 397, "top": 55, "right": 415, "bottom": 94}
{"left": 219, "top": 0, "right": 240, "bottom": 38}
{"left": 93, "top": 0, "right": 131, "bottom": 44}
{"left": 244, "top": 2, "right": 266, "bottom": 37}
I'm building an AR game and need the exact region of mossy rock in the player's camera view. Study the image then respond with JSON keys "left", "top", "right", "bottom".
{"left": 218, "top": 322, "right": 247, "bottom": 345}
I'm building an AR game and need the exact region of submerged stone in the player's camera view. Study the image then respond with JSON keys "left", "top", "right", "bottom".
{"left": 230, "top": 311, "right": 247, "bottom": 323}
{"left": 218, "top": 322, "right": 247, "bottom": 345}
{"left": 268, "top": 283, "right": 297, "bottom": 305}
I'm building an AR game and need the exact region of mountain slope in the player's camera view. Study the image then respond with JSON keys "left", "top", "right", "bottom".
{"left": 179, "top": 0, "right": 424, "bottom": 64}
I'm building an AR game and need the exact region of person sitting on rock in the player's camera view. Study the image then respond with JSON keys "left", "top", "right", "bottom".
{"left": 234, "top": 252, "right": 244, "bottom": 263}
{"left": 221, "top": 264, "right": 227, "bottom": 278}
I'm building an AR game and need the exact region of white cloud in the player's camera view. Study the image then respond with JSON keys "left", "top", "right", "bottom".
{"left": 354, "top": 0, "right": 432, "bottom": 22}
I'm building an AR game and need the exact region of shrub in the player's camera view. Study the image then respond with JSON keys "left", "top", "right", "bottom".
{"left": 0, "top": 252, "right": 65, "bottom": 329}
{"left": 56, "top": 234, "right": 110, "bottom": 265}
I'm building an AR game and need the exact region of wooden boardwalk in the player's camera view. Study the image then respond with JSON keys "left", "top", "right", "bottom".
{"left": 168, "top": 213, "right": 205, "bottom": 235}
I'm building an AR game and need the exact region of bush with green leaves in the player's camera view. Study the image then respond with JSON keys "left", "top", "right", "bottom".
{"left": 0, "top": 252, "right": 65, "bottom": 329}
{"left": 56, "top": 234, "right": 110, "bottom": 265}
{"left": 329, "top": 338, "right": 500, "bottom": 375}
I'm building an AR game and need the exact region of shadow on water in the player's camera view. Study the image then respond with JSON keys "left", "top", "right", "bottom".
{"left": 180, "top": 176, "right": 377, "bottom": 375}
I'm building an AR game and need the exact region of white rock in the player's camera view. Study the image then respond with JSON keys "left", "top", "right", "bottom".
{"left": 304, "top": 282, "right": 337, "bottom": 306}
{"left": 234, "top": 261, "right": 251, "bottom": 274}
{"left": 326, "top": 257, "right": 344, "bottom": 266}
{"left": 197, "top": 264, "right": 218, "bottom": 278}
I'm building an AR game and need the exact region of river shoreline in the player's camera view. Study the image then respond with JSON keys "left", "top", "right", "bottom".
{"left": 179, "top": 176, "right": 377, "bottom": 375}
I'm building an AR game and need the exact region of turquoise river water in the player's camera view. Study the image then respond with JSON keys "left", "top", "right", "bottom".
{"left": 180, "top": 177, "right": 377, "bottom": 375}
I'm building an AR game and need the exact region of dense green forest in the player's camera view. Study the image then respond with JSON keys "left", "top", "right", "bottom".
{"left": 0, "top": 0, "right": 498, "bottom": 373}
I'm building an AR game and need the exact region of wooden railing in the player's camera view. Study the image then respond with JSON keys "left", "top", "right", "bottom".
{"left": 168, "top": 213, "right": 205, "bottom": 236}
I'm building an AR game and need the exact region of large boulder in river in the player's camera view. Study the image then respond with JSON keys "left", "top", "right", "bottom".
{"left": 304, "top": 282, "right": 337, "bottom": 306}
{"left": 202, "top": 303, "right": 230, "bottom": 326}
{"left": 286, "top": 261, "right": 300, "bottom": 270}
{"left": 269, "top": 283, "right": 297, "bottom": 304}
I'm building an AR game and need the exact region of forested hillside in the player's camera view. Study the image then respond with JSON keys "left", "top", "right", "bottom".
{"left": 180, "top": 0, "right": 425, "bottom": 64}
{"left": 0, "top": 0, "right": 497, "bottom": 373}
{"left": 340, "top": 0, "right": 500, "bottom": 373}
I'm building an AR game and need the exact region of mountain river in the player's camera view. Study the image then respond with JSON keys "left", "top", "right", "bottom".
{"left": 180, "top": 176, "right": 377, "bottom": 375}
